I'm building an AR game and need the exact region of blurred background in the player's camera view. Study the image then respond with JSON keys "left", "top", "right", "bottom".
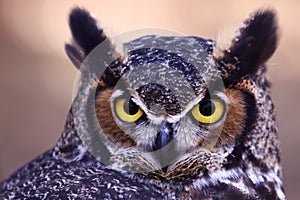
{"left": 0, "top": 0, "right": 299, "bottom": 199}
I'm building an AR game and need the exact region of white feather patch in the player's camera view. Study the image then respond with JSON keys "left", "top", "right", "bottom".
{"left": 213, "top": 23, "right": 243, "bottom": 59}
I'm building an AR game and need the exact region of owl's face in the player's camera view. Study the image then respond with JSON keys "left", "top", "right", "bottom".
{"left": 66, "top": 8, "right": 281, "bottom": 187}
{"left": 95, "top": 36, "right": 250, "bottom": 175}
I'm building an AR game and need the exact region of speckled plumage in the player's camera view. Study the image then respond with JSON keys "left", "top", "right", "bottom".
{"left": 0, "top": 7, "right": 285, "bottom": 200}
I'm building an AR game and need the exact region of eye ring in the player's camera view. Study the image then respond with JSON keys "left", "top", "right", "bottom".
{"left": 191, "top": 99, "right": 225, "bottom": 124}
{"left": 114, "top": 97, "right": 144, "bottom": 122}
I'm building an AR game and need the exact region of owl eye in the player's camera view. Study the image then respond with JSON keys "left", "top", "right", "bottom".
{"left": 115, "top": 97, "right": 144, "bottom": 122}
{"left": 191, "top": 99, "right": 225, "bottom": 124}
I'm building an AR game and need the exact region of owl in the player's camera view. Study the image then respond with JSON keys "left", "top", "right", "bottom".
{"left": 0, "top": 7, "right": 285, "bottom": 200}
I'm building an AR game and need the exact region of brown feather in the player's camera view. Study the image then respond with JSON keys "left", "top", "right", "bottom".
{"left": 95, "top": 88, "right": 135, "bottom": 147}
{"left": 217, "top": 89, "right": 246, "bottom": 146}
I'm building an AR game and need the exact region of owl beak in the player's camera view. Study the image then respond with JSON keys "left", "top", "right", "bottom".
{"left": 152, "top": 122, "right": 176, "bottom": 172}
{"left": 153, "top": 122, "right": 174, "bottom": 151}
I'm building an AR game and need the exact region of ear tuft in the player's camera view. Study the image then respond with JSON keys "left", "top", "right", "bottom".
{"left": 214, "top": 8, "right": 279, "bottom": 82}
{"left": 68, "top": 7, "right": 106, "bottom": 55}
{"left": 65, "top": 7, "right": 120, "bottom": 72}
{"left": 65, "top": 43, "right": 84, "bottom": 69}
{"left": 65, "top": 7, "right": 122, "bottom": 86}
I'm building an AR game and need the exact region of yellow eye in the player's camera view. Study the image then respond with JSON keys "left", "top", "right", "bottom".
{"left": 191, "top": 99, "right": 225, "bottom": 124}
{"left": 115, "top": 97, "right": 144, "bottom": 122}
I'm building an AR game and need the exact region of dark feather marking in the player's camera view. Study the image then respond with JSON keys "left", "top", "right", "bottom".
{"left": 224, "top": 91, "right": 257, "bottom": 169}
{"left": 217, "top": 9, "right": 279, "bottom": 83}
{"left": 68, "top": 7, "right": 106, "bottom": 55}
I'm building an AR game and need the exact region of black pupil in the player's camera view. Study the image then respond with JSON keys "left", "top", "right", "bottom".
{"left": 199, "top": 100, "right": 215, "bottom": 116}
{"left": 124, "top": 99, "right": 139, "bottom": 115}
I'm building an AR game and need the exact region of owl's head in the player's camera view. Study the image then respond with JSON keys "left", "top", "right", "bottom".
{"left": 66, "top": 7, "right": 279, "bottom": 186}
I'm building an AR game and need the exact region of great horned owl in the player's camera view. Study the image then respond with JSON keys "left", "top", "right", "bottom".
{"left": 0, "top": 7, "right": 285, "bottom": 199}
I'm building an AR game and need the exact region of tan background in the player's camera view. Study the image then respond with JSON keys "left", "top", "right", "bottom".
{"left": 0, "top": 1, "right": 299, "bottom": 199}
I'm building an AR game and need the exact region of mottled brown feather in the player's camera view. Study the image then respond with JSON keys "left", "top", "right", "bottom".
{"left": 218, "top": 89, "right": 246, "bottom": 146}
{"left": 95, "top": 88, "right": 135, "bottom": 147}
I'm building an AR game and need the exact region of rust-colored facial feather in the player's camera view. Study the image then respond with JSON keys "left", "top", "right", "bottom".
{"left": 95, "top": 87, "right": 135, "bottom": 147}
{"left": 218, "top": 89, "right": 246, "bottom": 146}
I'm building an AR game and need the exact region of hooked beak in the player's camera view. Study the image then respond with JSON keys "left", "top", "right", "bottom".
{"left": 152, "top": 122, "right": 176, "bottom": 172}
{"left": 153, "top": 122, "right": 174, "bottom": 151}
